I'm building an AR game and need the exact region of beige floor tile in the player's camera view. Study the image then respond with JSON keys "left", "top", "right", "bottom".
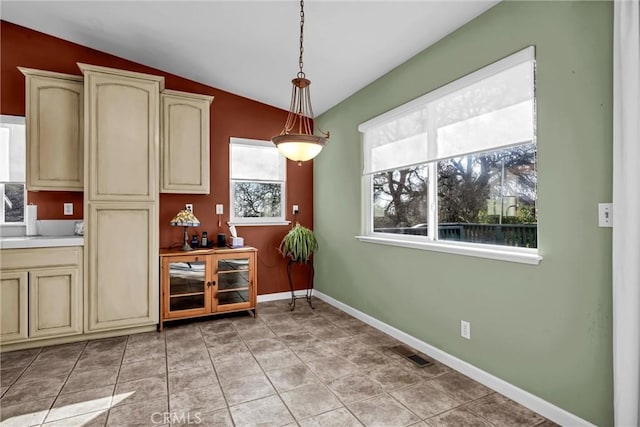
{"left": 266, "top": 364, "right": 318, "bottom": 393}
{"left": 326, "top": 373, "right": 384, "bottom": 404}
{"left": 390, "top": 380, "right": 461, "bottom": 419}
{"left": 0, "top": 366, "right": 26, "bottom": 387}
{"left": 0, "top": 396, "right": 55, "bottom": 426}
{"left": 62, "top": 365, "right": 119, "bottom": 395}
{"left": 347, "top": 394, "right": 420, "bottom": 427}
{"left": 106, "top": 396, "right": 168, "bottom": 426}
{"left": 168, "top": 365, "right": 218, "bottom": 394}
{"left": 299, "top": 407, "right": 363, "bottom": 427}
{"left": 0, "top": 348, "right": 41, "bottom": 370}
{"left": 169, "top": 384, "right": 226, "bottom": 415}
{"left": 425, "top": 407, "right": 493, "bottom": 427}
{"left": 292, "top": 342, "right": 338, "bottom": 363}
{"left": 113, "top": 375, "right": 168, "bottom": 407}
{"left": 367, "top": 365, "right": 422, "bottom": 391}
{"left": 279, "top": 382, "right": 342, "bottom": 420}
{"left": 15, "top": 361, "right": 75, "bottom": 383}
{"left": 428, "top": 372, "right": 493, "bottom": 403}
{"left": 1, "top": 375, "right": 67, "bottom": 406}
{"left": 305, "top": 355, "right": 360, "bottom": 381}
{"left": 0, "top": 300, "right": 554, "bottom": 427}
{"left": 465, "top": 393, "right": 546, "bottom": 427}
{"left": 46, "top": 385, "right": 114, "bottom": 422}
{"left": 229, "top": 394, "right": 294, "bottom": 427}
{"left": 33, "top": 342, "right": 86, "bottom": 365}
{"left": 174, "top": 407, "right": 234, "bottom": 427}
{"left": 42, "top": 409, "right": 108, "bottom": 427}
{"left": 214, "top": 354, "right": 262, "bottom": 381}
{"left": 117, "top": 357, "right": 167, "bottom": 383}
{"left": 122, "top": 343, "right": 167, "bottom": 364}
{"left": 221, "top": 372, "right": 276, "bottom": 406}
{"left": 254, "top": 348, "right": 301, "bottom": 371}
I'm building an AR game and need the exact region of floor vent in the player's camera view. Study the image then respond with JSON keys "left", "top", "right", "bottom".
{"left": 389, "top": 345, "right": 434, "bottom": 368}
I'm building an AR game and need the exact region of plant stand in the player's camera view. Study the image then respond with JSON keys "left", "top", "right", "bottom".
{"left": 287, "top": 259, "right": 314, "bottom": 311}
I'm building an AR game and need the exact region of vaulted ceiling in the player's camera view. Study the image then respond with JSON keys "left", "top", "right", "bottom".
{"left": 2, "top": 1, "right": 499, "bottom": 114}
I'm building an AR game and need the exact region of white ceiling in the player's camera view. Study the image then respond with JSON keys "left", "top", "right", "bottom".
{"left": 2, "top": 1, "right": 499, "bottom": 114}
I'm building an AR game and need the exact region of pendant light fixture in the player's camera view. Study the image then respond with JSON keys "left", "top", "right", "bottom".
{"left": 271, "top": 0, "right": 329, "bottom": 163}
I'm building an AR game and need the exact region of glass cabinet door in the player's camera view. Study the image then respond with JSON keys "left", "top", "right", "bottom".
{"left": 164, "top": 256, "right": 211, "bottom": 318}
{"left": 215, "top": 255, "right": 252, "bottom": 311}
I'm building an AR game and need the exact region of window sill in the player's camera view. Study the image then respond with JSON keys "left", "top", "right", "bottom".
{"left": 228, "top": 221, "right": 291, "bottom": 227}
{"left": 355, "top": 235, "right": 542, "bottom": 265}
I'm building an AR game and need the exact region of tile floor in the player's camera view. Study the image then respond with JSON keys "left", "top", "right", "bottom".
{"left": 0, "top": 298, "right": 556, "bottom": 427}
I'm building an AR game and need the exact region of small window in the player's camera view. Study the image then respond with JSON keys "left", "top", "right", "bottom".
{"left": 229, "top": 138, "right": 286, "bottom": 225}
{"left": 0, "top": 116, "right": 26, "bottom": 225}
{"left": 359, "top": 47, "right": 538, "bottom": 259}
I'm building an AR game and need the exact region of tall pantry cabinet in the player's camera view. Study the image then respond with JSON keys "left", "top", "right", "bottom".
{"left": 79, "top": 64, "right": 163, "bottom": 332}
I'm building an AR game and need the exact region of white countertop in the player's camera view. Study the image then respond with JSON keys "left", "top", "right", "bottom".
{"left": 0, "top": 235, "right": 84, "bottom": 249}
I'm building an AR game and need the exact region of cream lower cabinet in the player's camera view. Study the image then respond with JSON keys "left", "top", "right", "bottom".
{"left": 86, "top": 203, "right": 158, "bottom": 332}
{"left": 29, "top": 268, "right": 81, "bottom": 338}
{"left": 0, "top": 247, "right": 83, "bottom": 344}
{"left": 0, "top": 272, "right": 28, "bottom": 343}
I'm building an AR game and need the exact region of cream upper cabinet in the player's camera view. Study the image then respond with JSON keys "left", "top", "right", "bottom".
{"left": 0, "top": 271, "right": 28, "bottom": 343}
{"left": 19, "top": 67, "right": 84, "bottom": 191}
{"left": 79, "top": 64, "right": 164, "bottom": 202}
{"left": 161, "top": 90, "right": 213, "bottom": 194}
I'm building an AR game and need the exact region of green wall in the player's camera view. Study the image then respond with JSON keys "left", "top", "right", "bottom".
{"left": 314, "top": 1, "right": 613, "bottom": 425}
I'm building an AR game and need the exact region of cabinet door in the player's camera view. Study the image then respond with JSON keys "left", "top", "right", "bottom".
{"left": 29, "top": 267, "right": 82, "bottom": 338}
{"left": 0, "top": 271, "right": 28, "bottom": 343}
{"left": 83, "top": 67, "right": 162, "bottom": 201}
{"left": 162, "top": 254, "right": 212, "bottom": 319}
{"left": 161, "top": 90, "right": 213, "bottom": 194}
{"left": 86, "top": 203, "right": 158, "bottom": 331}
{"left": 213, "top": 252, "right": 255, "bottom": 313}
{"left": 20, "top": 68, "right": 84, "bottom": 191}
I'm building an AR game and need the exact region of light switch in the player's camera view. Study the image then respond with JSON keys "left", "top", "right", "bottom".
{"left": 216, "top": 204, "right": 224, "bottom": 215}
{"left": 64, "top": 203, "right": 73, "bottom": 215}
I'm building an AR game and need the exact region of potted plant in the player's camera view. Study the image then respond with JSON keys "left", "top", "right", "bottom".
{"left": 278, "top": 223, "right": 317, "bottom": 310}
{"left": 278, "top": 223, "right": 318, "bottom": 262}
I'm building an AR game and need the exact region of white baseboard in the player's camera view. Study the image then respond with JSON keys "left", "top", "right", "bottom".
{"left": 313, "top": 290, "right": 594, "bottom": 427}
{"left": 257, "top": 291, "right": 298, "bottom": 302}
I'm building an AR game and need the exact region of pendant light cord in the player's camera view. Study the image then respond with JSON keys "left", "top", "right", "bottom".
{"left": 298, "top": 0, "right": 305, "bottom": 78}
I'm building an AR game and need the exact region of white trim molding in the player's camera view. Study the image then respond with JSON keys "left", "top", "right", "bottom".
{"left": 313, "top": 290, "right": 594, "bottom": 427}
{"left": 355, "top": 235, "right": 542, "bottom": 265}
{"left": 257, "top": 291, "right": 293, "bottom": 302}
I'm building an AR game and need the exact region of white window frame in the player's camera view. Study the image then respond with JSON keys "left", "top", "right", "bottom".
{"left": 229, "top": 137, "right": 289, "bottom": 226}
{"left": 0, "top": 115, "right": 26, "bottom": 228}
{"left": 356, "top": 47, "right": 542, "bottom": 265}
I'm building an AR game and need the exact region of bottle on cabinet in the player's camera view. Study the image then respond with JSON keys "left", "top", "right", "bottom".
{"left": 201, "top": 231, "right": 208, "bottom": 247}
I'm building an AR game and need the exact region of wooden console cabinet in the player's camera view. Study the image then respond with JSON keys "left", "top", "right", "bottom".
{"left": 160, "top": 247, "right": 257, "bottom": 328}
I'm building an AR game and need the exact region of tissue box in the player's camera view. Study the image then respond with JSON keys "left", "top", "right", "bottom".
{"left": 230, "top": 237, "right": 244, "bottom": 248}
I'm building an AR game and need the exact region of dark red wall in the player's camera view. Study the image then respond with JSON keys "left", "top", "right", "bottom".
{"left": 1, "top": 20, "right": 314, "bottom": 295}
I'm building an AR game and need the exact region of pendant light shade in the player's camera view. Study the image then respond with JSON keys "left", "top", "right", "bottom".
{"left": 271, "top": 1, "right": 329, "bottom": 163}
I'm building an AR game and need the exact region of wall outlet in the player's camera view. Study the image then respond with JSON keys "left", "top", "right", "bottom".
{"left": 598, "top": 203, "right": 613, "bottom": 227}
{"left": 216, "top": 204, "right": 224, "bottom": 215}
{"left": 63, "top": 203, "right": 73, "bottom": 216}
{"left": 461, "top": 320, "right": 471, "bottom": 340}
{"left": 292, "top": 205, "right": 299, "bottom": 215}
{"left": 185, "top": 204, "right": 193, "bottom": 213}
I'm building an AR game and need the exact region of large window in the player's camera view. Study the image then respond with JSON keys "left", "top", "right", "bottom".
{"left": 360, "top": 47, "right": 538, "bottom": 259}
{"left": 0, "top": 116, "right": 26, "bottom": 225}
{"left": 230, "top": 138, "right": 286, "bottom": 224}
